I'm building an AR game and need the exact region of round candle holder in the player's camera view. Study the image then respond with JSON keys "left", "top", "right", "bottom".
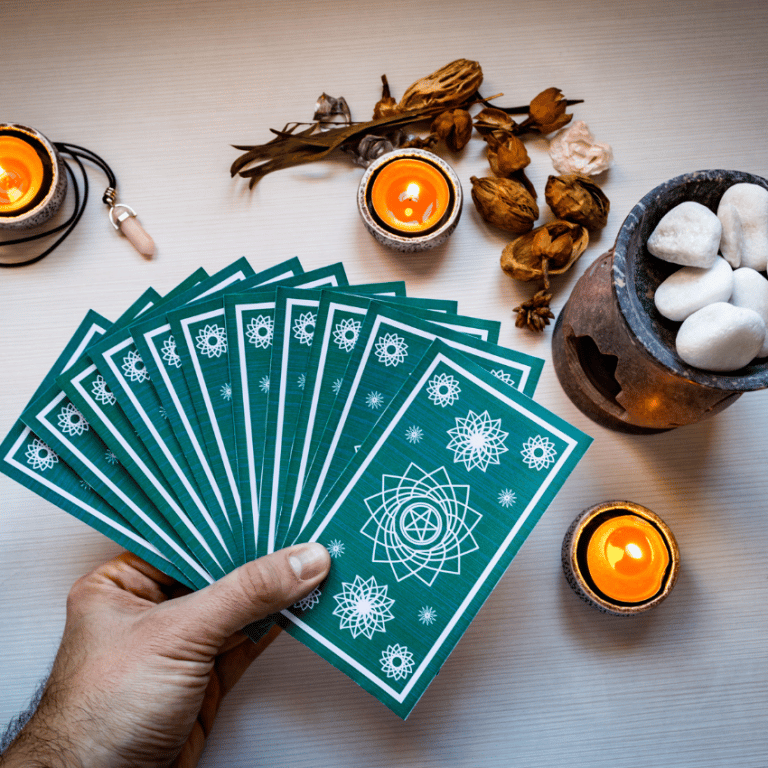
{"left": 562, "top": 500, "right": 680, "bottom": 616}
{"left": 552, "top": 170, "right": 768, "bottom": 433}
{"left": 357, "top": 148, "right": 462, "bottom": 252}
{"left": 0, "top": 123, "right": 68, "bottom": 230}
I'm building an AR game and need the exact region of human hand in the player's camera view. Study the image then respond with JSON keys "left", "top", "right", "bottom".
{"left": 1, "top": 543, "right": 330, "bottom": 768}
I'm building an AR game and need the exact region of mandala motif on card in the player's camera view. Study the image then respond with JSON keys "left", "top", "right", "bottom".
{"left": 361, "top": 463, "right": 482, "bottom": 586}
{"left": 246, "top": 315, "right": 274, "bottom": 349}
{"left": 333, "top": 318, "right": 361, "bottom": 352}
{"left": 427, "top": 373, "right": 460, "bottom": 407}
{"left": 374, "top": 333, "right": 408, "bottom": 367}
{"left": 332, "top": 575, "right": 394, "bottom": 639}
{"left": 58, "top": 403, "right": 89, "bottom": 437}
{"left": 25, "top": 438, "right": 58, "bottom": 471}
{"left": 161, "top": 337, "right": 182, "bottom": 368}
{"left": 447, "top": 410, "right": 508, "bottom": 472}
{"left": 293, "top": 587, "right": 321, "bottom": 612}
{"left": 122, "top": 349, "right": 150, "bottom": 383}
{"left": 491, "top": 369, "right": 515, "bottom": 387}
{"left": 91, "top": 375, "right": 116, "bottom": 406}
{"left": 380, "top": 644, "right": 414, "bottom": 681}
{"left": 293, "top": 311, "right": 317, "bottom": 346}
{"left": 521, "top": 435, "right": 557, "bottom": 471}
{"left": 195, "top": 324, "right": 227, "bottom": 359}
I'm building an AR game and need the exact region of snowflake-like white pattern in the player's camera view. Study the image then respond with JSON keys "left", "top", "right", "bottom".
{"left": 418, "top": 606, "right": 438, "bottom": 625}
{"left": 332, "top": 377, "right": 343, "bottom": 395}
{"left": 333, "top": 317, "right": 361, "bottom": 352}
{"left": 259, "top": 375, "right": 270, "bottom": 393}
{"left": 104, "top": 449, "right": 120, "bottom": 465}
{"left": 159, "top": 406, "right": 168, "bottom": 420}
{"left": 405, "top": 425, "right": 423, "bottom": 444}
{"left": 332, "top": 574, "right": 394, "bottom": 639}
{"left": 427, "top": 373, "right": 461, "bottom": 407}
{"left": 25, "top": 438, "right": 58, "bottom": 471}
{"left": 362, "top": 463, "right": 482, "bottom": 586}
{"left": 161, "top": 336, "right": 182, "bottom": 368}
{"left": 91, "top": 375, "right": 116, "bottom": 406}
{"left": 246, "top": 315, "right": 274, "bottom": 348}
{"left": 293, "top": 587, "right": 321, "bottom": 611}
{"left": 447, "top": 410, "right": 509, "bottom": 472}
{"left": 379, "top": 644, "right": 414, "bottom": 681}
{"left": 220, "top": 382, "right": 232, "bottom": 401}
{"left": 195, "top": 324, "right": 227, "bottom": 358}
{"left": 293, "top": 311, "right": 317, "bottom": 346}
{"left": 374, "top": 333, "right": 408, "bottom": 367}
{"left": 327, "top": 539, "right": 345, "bottom": 558}
{"left": 365, "top": 391, "right": 385, "bottom": 409}
{"left": 521, "top": 435, "right": 558, "bottom": 471}
{"left": 122, "top": 349, "right": 150, "bottom": 383}
{"left": 498, "top": 489, "right": 517, "bottom": 507}
{"left": 491, "top": 369, "right": 515, "bottom": 387}
{"left": 297, "top": 373, "right": 306, "bottom": 390}
{"left": 57, "top": 403, "right": 89, "bottom": 437}
{"left": 79, "top": 478, "right": 92, "bottom": 491}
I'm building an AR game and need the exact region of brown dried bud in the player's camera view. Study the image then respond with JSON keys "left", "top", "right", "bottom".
{"left": 487, "top": 135, "right": 530, "bottom": 176}
{"left": 500, "top": 220, "right": 589, "bottom": 281}
{"left": 373, "top": 75, "right": 400, "bottom": 120}
{"left": 473, "top": 107, "right": 517, "bottom": 139}
{"left": 528, "top": 87, "right": 572, "bottom": 135}
{"left": 544, "top": 174, "right": 610, "bottom": 229}
{"left": 470, "top": 176, "right": 539, "bottom": 234}
{"left": 431, "top": 109, "right": 473, "bottom": 152}
{"left": 514, "top": 290, "right": 555, "bottom": 332}
{"left": 398, "top": 59, "right": 483, "bottom": 113}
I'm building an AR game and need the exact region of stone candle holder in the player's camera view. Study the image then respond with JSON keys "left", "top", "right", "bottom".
{"left": 552, "top": 170, "right": 768, "bottom": 433}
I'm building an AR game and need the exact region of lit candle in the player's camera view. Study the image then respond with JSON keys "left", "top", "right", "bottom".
{"left": 562, "top": 501, "right": 679, "bottom": 615}
{"left": 358, "top": 148, "right": 462, "bottom": 252}
{"left": 0, "top": 124, "right": 66, "bottom": 230}
{"left": 0, "top": 135, "right": 44, "bottom": 214}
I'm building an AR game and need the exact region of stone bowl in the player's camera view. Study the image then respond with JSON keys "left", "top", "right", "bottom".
{"left": 613, "top": 169, "right": 768, "bottom": 390}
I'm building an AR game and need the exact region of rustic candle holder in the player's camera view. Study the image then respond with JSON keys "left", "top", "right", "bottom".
{"left": 552, "top": 170, "right": 768, "bottom": 433}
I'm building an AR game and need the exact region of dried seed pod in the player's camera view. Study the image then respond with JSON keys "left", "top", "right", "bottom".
{"left": 500, "top": 220, "right": 589, "bottom": 281}
{"left": 527, "top": 87, "right": 573, "bottom": 135}
{"left": 431, "top": 109, "right": 473, "bottom": 152}
{"left": 545, "top": 174, "right": 610, "bottom": 229}
{"left": 470, "top": 176, "right": 539, "bottom": 234}
{"left": 487, "top": 135, "right": 530, "bottom": 177}
{"left": 398, "top": 59, "right": 483, "bottom": 113}
{"left": 514, "top": 289, "right": 555, "bottom": 332}
{"left": 373, "top": 75, "right": 400, "bottom": 120}
{"left": 473, "top": 107, "right": 517, "bottom": 139}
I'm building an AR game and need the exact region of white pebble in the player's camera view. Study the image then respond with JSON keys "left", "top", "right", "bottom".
{"left": 731, "top": 267, "right": 768, "bottom": 357}
{"left": 654, "top": 256, "right": 733, "bottom": 321}
{"left": 647, "top": 201, "right": 722, "bottom": 267}
{"left": 676, "top": 302, "right": 765, "bottom": 371}
{"left": 717, "top": 183, "right": 768, "bottom": 270}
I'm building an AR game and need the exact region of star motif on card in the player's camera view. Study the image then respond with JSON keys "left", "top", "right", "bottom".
{"left": 91, "top": 375, "right": 116, "bottom": 406}
{"left": 418, "top": 606, "right": 437, "bottom": 625}
{"left": 365, "top": 391, "right": 385, "bottom": 409}
{"left": 259, "top": 375, "right": 270, "bottom": 393}
{"left": 327, "top": 539, "right": 345, "bottom": 558}
{"left": 25, "top": 438, "right": 58, "bottom": 472}
{"left": 104, "top": 449, "right": 120, "bottom": 466}
{"left": 332, "top": 575, "right": 394, "bottom": 639}
{"left": 195, "top": 324, "right": 227, "bottom": 359}
{"left": 297, "top": 373, "right": 306, "bottom": 390}
{"left": 405, "top": 425, "right": 423, "bottom": 444}
{"left": 332, "top": 377, "right": 343, "bottom": 395}
{"left": 220, "top": 382, "right": 232, "bottom": 401}
{"left": 520, "top": 435, "right": 557, "bottom": 471}
{"left": 246, "top": 315, "right": 274, "bottom": 349}
{"left": 446, "top": 410, "right": 508, "bottom": 472}
{"left": 498, "top": 488, "right": 517, "bottom": 507}
{"left": 362, "top": 463, "right": 481, "bottom": 586}
{"left": 333, "top": 317, "right": 361, "bottom": 352}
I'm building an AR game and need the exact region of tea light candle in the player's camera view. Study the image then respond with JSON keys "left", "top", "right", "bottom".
{"left": 358, "top": 148, "right": 462, "bottom": 252}
{"left": 562, "top": 501, "right": 679, "bottom": 616}
{"left": 0, "top": 124, "right": 67, "bottom": 230}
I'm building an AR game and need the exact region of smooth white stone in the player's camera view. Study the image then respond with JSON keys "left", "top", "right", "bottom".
{"left": 731, "top": 267, "right": 768, "bottom": 356}
{"left": 717, "top": 183, "right": 768, "bottom": 271}
{"left": 654, "top": 256, "right": 733, "bottom": 321}
{"left": 646, "top": 201, "right": 722, "bottom": 267}
{"left": 676, "top": 302, "right": 765, "bottom": 371}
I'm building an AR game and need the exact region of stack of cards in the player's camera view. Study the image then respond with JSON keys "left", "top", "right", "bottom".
{"left": 1, "top": 256, "right": 592, "bottom": 717}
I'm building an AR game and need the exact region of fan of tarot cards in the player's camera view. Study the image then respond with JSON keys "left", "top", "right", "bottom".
{"left": 1, "top": 256, "right": 591, "bottom": 718}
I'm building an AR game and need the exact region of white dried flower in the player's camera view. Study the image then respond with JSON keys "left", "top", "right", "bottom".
{"left": 549, "top": 120, "right": 613, "bottom": 176}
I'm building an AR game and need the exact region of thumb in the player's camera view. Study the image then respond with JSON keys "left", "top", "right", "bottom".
{"left": 168, "top": 543, "right": 330, "bottom": 645}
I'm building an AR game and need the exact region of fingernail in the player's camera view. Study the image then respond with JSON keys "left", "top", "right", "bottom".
{"left": 289, "top": 543, "right": 329, "bottom": 581}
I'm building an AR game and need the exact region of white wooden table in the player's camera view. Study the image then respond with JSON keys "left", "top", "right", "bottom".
{"left": 2, "top": 1, "right": 768, "bottom": 765}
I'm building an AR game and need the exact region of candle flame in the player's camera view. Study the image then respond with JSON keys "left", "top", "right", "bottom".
{"left": 399, "top": 182, "right": 420, "bottom": 203}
